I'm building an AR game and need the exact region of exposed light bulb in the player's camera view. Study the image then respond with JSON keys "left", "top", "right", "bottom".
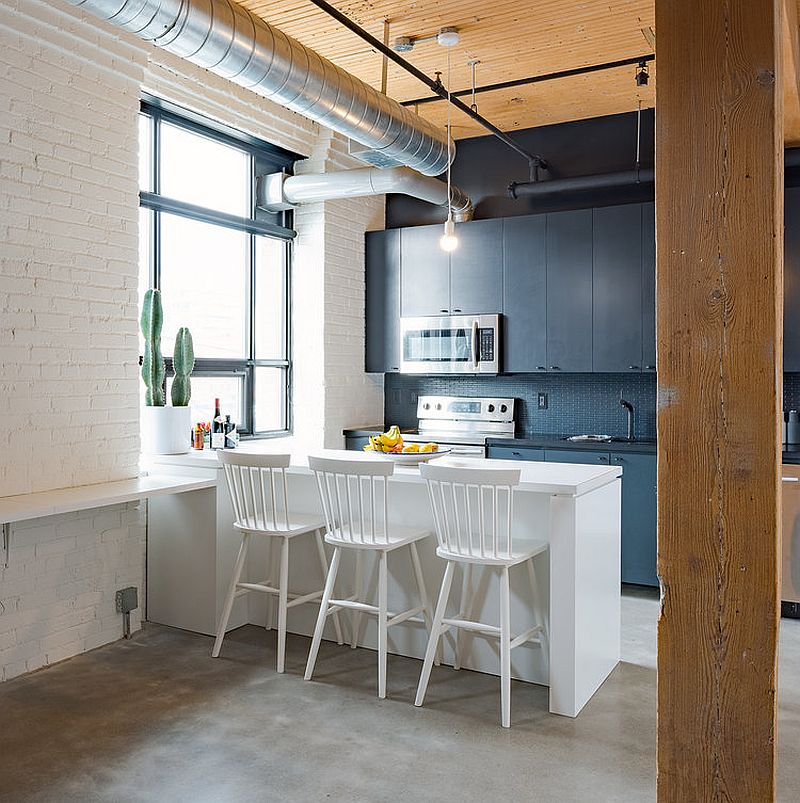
{"left": 440, "top": 217, "right": 458, "bottom": 252}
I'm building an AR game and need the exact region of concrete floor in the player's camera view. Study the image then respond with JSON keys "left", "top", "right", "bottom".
{"left": 1, "top": 589, "right": 799, "bottom": 803}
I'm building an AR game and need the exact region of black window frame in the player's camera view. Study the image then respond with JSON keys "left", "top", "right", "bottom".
{"left": 139, "top": 96, "right": 301, "bottom": 437}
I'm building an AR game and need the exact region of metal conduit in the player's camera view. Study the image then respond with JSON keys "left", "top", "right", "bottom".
{"left": 63, "top": 0, "right": 453, "bottom": 176}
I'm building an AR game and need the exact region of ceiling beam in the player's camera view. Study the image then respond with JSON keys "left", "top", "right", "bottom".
{"left": 655, "top": 0, "right": 783, "bottom": 799}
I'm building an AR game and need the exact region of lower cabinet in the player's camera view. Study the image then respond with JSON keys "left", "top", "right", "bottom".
{"left": 345, "top": 435, "right": 373, "bottom": 451}
{"left": 489, "top": 445, "right": 658, "bottom": 587}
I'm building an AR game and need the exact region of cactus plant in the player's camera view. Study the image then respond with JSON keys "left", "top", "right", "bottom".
{"left": 140, "top": 288, "right": 165, "bottom": 406}
{"left": 171, "top": 327, "right": 195, "bottom": 406}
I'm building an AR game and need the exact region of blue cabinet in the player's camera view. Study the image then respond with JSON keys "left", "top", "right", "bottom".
{"left": 490, "top": 444, "right": 658, "bottom": 587}
{"left": 345, "top": 435, "right": 373, "bottom": 452}
{"left": 611, "top": 452, "right": 658, "bottom": 586}
{"left": 487, "top": 445, "right": 544, "bottom": 461}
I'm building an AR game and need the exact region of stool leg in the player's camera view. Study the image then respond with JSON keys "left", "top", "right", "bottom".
{"left": 454, "top": 563, "right": 472, "bottom": 671}
{"left": 305, "top": 547, "right": 341, "bottom": 681}
{"left": 409, "top": 542, "right": 439, "bottom": 666}
{"left": 500, "top": 565, "right": 512, "bottom": 728}
{"left": 314, "top": 530, "right": 344, "bottom": 646}
{"left": 415, "top": 560, "right": 455, "bottom": 707}
{"left": 276, "top": 536, "right": 290, "bottom": 673}
{"left": 212, "top": 532, "right": 250, "bottom": 658}
{"left": 378, "top": 549, "right": 388, "bottom": 699}
{"left": 351, "top": 550, "right": 364, "bottom": 649}
{"left": 265, "top": 537, "right": 276, "bottom": 631}
{"left": 527, "top": 556, "right": 549, "bottom": 670}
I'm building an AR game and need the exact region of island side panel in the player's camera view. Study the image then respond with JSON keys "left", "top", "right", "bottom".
{"left": 548, "top": 479, "right": 622, "bottom": 717}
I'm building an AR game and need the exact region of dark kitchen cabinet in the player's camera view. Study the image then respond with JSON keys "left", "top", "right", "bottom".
{"left": 546, "top": 209, "right": 593, "bottom": 372}
{"left": 487, "top": 445, "right": 544, "bottom": 461}
{"left": 345, "top": 435, "right": 374, "bottom": 451}
{"left": 450, "top": 219, "right": 503, "bottom": 314}
{"left": 502, "top": 215, "right": 548, "bottom": 373}
{"left": 641, "top": 203, "right": 656, "bottom": 371}
{"left": 786, "top": 188, "right": 800, "bottom": 371}
{"left": 400, "top": 224, "right": 450, "bottom": 316}
{"left": 611, "top": 452, "right": 658, "bottom": 586}
{"left": 592, "top": 205, "right": 643, "bottom": 372}
{"left": 365, "top": 229, "right": 401, "bottom": 372}
{"left": 543, "top": 448, "right": 610, "bottom": 465}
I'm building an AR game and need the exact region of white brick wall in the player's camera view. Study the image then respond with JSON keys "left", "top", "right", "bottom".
{"left": 0, "top": 0, "right": 384, "bottom": 680}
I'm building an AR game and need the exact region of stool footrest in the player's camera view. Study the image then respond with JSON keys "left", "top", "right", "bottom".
{"left": 442, "top": 617, "right": 501, "bottom": 636}
{"left": 388, "top": 605, "right": 425, "bottom": 627}
{"left": 287, "top": 590, "right": 323, "bottom": 608}
{"left": 329, "top": 598, "right": 424, "bottom": 628}
{"left": 509, "top": 625, "right": 543, "bottom": 650}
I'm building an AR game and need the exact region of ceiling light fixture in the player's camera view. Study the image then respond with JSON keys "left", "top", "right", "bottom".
{"left": 635, "top": 59, "right": 649, "bottom": 87}
{"left": 440, "top": 44, "right": 459, "bottom": 253}
{"left": 393, "top": 26, "right": 459, "bottom": 53}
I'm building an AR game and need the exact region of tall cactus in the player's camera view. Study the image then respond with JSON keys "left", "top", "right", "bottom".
{"left": 171, "top": 327, "right": 195, "bottom": 406}
{"left": 140, "top": 288, "right": 165, "bottom": 406}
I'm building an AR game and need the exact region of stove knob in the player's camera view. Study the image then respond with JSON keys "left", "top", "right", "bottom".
{"left": 500, "top": 404, "right": 508, "bottom": 413}
{"left": 435, "top": 403, "right": 442, "bottom": 411}
{"left": 423, "top": 403, "right": 430, "bottom": 410}
{"left": 487, "top": 404, "right": 495, "bottom": 413}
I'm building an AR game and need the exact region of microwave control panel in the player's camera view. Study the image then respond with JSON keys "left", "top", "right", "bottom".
{"left": 479, "top": 328, "right": 494, "bottom": 362}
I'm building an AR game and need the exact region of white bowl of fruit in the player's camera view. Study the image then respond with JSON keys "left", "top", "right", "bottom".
{"left": 363, "top": 426, "right": 447, "bottom": 464}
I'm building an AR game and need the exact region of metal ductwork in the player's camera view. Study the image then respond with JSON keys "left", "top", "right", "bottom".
{"left": 64, "top": 0, "right": 452, "bottom": 176}
{"left": 509, "top": 169, "right": 655, "bottom": 200}
{"left": 258, "top": 167, "right": 474, "bottom": 223}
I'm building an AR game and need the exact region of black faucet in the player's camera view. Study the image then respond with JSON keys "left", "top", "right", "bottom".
{"left": 619, "top": 394, "right": 636, "bottom": 441}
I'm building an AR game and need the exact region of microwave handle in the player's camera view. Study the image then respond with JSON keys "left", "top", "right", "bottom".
{"left": 472, "top": 321, "right": 479, "bottom": 368}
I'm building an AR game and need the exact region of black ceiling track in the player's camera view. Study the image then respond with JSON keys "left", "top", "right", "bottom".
{"left": 305, "top": 0, "right": 547, "bottom": 173}
{"left": 401, "top": 54, "right": 656, "bottom": 108}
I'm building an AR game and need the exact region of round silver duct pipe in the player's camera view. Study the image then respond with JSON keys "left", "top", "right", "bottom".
{"left": 63, "top": 0, "right": 453, "bottom": 176}
{"left": 258, "top": 167, "right": 474, "bottom": 223}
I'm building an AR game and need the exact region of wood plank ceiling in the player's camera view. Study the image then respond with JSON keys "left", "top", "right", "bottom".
{"left": 240, "top": 0, "right": 800, "bottom": 144}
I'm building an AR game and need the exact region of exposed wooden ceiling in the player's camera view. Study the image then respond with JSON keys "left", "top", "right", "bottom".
{"left": 240, "top": 0, "right": 800, "bottom": 144}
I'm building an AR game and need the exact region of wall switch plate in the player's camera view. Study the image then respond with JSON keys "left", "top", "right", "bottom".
{"left": 538, "top": 393, "right": 548, "bottom": 410}
{"left": 115, "top": 586, "right": 138, "bottom": 614}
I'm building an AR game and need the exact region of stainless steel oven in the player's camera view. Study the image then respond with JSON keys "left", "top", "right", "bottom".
{"left": 399, "top": 314, "right": 500, "bottom": 374}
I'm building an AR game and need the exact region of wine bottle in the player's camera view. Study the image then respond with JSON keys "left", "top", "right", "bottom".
{"left": 211, "top": 398, "right": 225, "bottom": 450}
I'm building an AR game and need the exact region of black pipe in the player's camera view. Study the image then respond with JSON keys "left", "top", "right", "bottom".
{"left": 305, "top": 0, "right": 547, "bottom": 172}
{"left": 402, "top": 54, "right": 656, "bottom": 108}
{"left": 509, "top": 168, "right": 654, "bottom": 199}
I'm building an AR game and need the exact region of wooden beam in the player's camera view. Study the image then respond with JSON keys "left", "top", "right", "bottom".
{"left": 783, "top": 0, "right": 800, "bottom": 145}
{"left": 655, "top": 0, "right": 783, "bottom": 800}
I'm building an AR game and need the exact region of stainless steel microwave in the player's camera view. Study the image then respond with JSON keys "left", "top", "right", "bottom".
{"left": 399, "top": 314, "right": 500, "bottom": 374}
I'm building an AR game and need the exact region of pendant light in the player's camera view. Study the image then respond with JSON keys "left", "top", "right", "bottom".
{"left": 440, "top": 46, "right": 459, "bottom": 252}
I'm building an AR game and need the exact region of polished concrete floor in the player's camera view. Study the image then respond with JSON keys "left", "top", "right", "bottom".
{"left": 1, "top": 588, "right": 799, "bottom": 803}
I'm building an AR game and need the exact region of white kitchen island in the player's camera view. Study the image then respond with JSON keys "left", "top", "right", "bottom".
{"left": 146, "top": 446, "right": 622, "bottom": 718}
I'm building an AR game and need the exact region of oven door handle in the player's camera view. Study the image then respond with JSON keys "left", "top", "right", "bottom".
{"left": 471, "top": 321, "right": 479, "bottom": 369}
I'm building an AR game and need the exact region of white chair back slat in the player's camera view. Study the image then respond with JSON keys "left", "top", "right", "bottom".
{"left": 309, "top": 455, "right": 394, "bottom": 547}
{"left": 217, "top": 452, "right": 294, "bottom": 532}
{"left": 420, "top": 463, "right": 521, "bottom": 561}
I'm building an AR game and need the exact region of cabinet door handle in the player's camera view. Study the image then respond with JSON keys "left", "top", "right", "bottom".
{"left": 613, "top": 456, "right": 624, "bottom": 463}
{"left": 511, "top": 451, "right": 521, "bottom": 457}
{"left": 537, "top": 366, "right": 546, "bottom": 371}
{"left": 629, "top": 365, "right": 640, "bottom": 370}
{"left": 550, "top": 365, "right": 561, "bottom": 370}
{"left": 453, "top": 308, "right": 462, "bottom": 313}
{"left": 440, "top": 309, "right": 449, "bottom": 314}
{"left": 598, "top": 455, "right": 608, "bottom": 463}
{"left": 645, "top": 365, "right": 656, "bottom": 370}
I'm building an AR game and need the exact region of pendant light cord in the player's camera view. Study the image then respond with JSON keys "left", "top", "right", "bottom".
{"left": 446, "top": 46, "right": 452, "bottom": 222}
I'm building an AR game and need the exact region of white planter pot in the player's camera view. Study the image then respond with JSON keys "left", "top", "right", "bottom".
{"left": 141, "top": 406, "right": 191, "bottom": 455}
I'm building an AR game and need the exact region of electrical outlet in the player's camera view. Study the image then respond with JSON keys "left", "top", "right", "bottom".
{"left": 538, "top": 392, "right": 548, "bottom": 410}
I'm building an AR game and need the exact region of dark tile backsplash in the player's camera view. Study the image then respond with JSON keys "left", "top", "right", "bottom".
{"left": 785, "top": 374, "right": 800, "bottom": 412}
{"left": 384, "top": 373, "right": 658, "bottom": 440}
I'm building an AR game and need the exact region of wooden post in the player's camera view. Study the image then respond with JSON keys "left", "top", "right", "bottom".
{"left": 655, "top": 0, "right": 783, "bottom": 800}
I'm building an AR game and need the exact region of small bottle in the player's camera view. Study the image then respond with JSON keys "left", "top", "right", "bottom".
{"left": 224, "top": 415, "right": 236, "bottom": 449}
{"left": 193, "top": 425, "right": 205, "bottom": 450}
{"left": 211, "top": 398, "right": 225, "bottom": 450}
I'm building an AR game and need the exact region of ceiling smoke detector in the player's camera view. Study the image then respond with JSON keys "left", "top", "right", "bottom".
{"left": 392, "top": 27, "right": 460, "bottom": 52}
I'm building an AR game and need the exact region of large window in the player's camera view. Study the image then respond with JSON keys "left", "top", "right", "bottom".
{"left": 139, "top": 99, "right": 299, "bottom": 436}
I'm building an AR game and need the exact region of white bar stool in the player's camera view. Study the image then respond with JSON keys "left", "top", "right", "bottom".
{"left": 213, "top": 451, "right": 344, "bottom": 673}
{"left": 304, "top": 455, "right": 436, "bottom": 699}
{"left": 415, "top": 462, "right": 548, "bottom": 728}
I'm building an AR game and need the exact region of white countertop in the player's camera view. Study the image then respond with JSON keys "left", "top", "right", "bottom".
{"left": 0, "top": 474, "right": 217, "bottom": 524}
{"left": 148, "top": 444, "right": 621, "bottom": 497}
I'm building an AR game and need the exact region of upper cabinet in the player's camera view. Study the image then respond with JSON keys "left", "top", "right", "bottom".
{"left": 400, "top": 219, "right": 503, "bottom": 316}
{"left": 450, "top": 219, "right": 504, "bottom": 314}
{"left": 503, "top": 215, "right": 547, "bottom": 372}
{"left": 592, "top": 204, "right": 643, "bottom": 372}
{"left": 400, "top": 224, "right": 450, "bottom": 316}
{"left": 641, "top": 203, "right": 656, "bottom": 371}
{"left": 786, "top": 189, "right": 800, "bottom": 372}
{"left": 365, "top": 229, "right": 401, "bottom": 372}
{"left": 546, "top": 209, "right": 593, "bottom": 372}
